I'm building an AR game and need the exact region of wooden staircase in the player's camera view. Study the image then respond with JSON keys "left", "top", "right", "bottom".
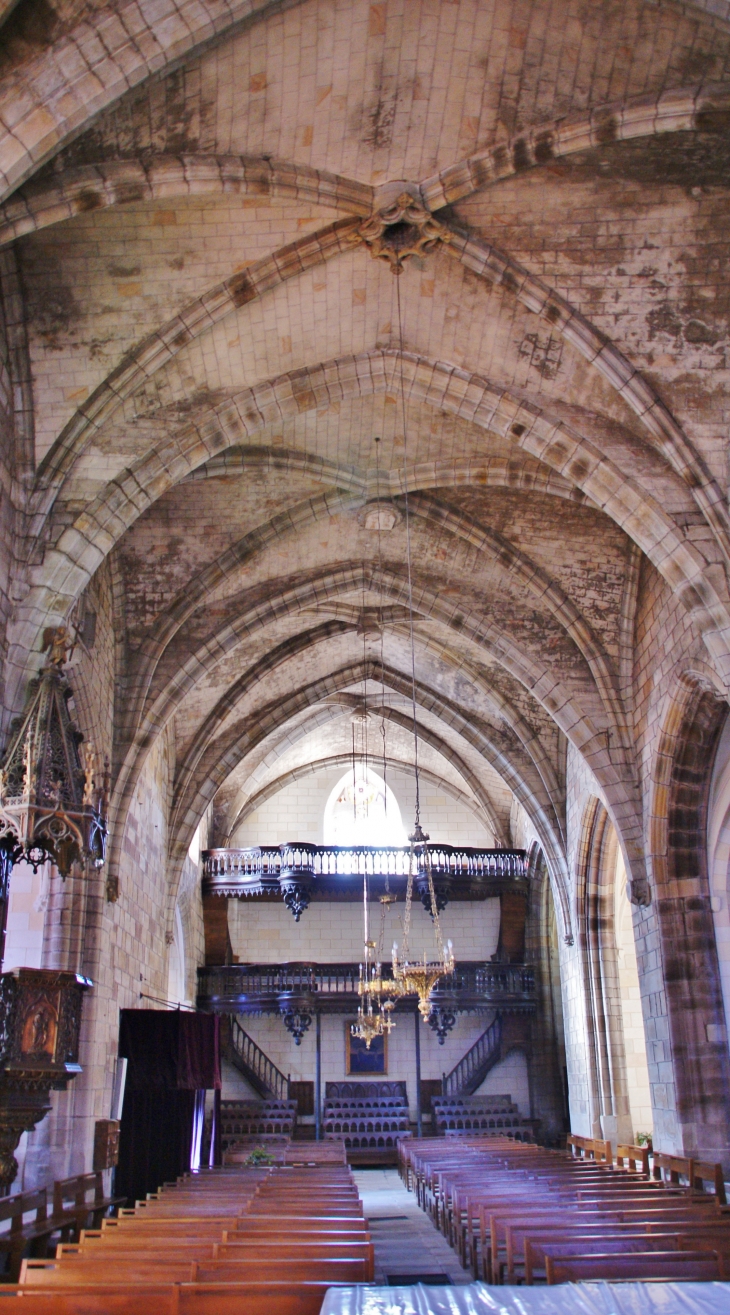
{"left": 223, "top": 1015, "right": 290, "bottom": 1100}
{"left": 441, "top": 1011, "right": 532, "bottom": 1097}
{"left": 442, "top": 1014, "right": 504, "bottom": 1098}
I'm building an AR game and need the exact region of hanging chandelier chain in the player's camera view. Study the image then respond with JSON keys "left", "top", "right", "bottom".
{"left": 402, "top": 838, "right": 414, "bottom": 958}
{"left": 424, "top": 846, "right": 445, "bottom": 958}
{"left": 396, "top": 274, "right": 421, "bottom": 827}
{"left": 354, "top": 266, "right": 456, "bottom": 1045}
{"left": 373, "top": 435, "right": 389, "bottom": 819}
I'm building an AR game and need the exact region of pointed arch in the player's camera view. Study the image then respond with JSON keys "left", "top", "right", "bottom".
{"left": 646, "top": 670, "right": 730, "bottom": 1165}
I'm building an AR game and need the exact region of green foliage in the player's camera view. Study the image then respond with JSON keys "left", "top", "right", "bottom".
{"left": 244, "top": 1145, "right": 276, "bottom": 1165}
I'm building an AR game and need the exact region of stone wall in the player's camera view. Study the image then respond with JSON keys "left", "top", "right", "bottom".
{"left": 228, "top": 897, "right": 501, "bottom": 965}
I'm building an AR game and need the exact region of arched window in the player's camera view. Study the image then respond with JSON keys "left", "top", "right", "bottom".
{"left": 323, "top": 767, "right": 407, "bottom": 847}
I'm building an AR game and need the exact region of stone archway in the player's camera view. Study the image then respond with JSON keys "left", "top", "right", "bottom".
{"left": 575, "top": 798, "right": 634, "bottom": 1146}
{"left": 645, "top": 674, "right": 730, "bottom": 1167}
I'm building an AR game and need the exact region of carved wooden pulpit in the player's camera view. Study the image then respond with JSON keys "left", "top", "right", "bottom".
{"left": 0, "top": 968, "right": 91, "bottom": 1191}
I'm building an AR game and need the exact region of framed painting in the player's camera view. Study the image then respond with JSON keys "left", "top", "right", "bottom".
{"left": 346, "top": 1023, "right": 387, "bottom": 1075}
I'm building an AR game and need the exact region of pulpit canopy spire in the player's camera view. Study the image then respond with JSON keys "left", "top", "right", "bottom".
{"left": 0, "top": 627, "right": 108, "bottom": 883}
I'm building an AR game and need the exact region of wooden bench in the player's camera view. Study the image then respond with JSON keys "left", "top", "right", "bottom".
{"left": 652, "top": 1152, "right": 727, "bottom": 1204}
{"left": 21, "top": 1163, "right": 370, "bottom": 1309}
{"left": 0, "top": 1280, "right": 346, "bottom": 1315}
{"left": 566, "top": 1134, "right": 611, "bottom": 1163}
{"left": 521, "top": 1233, "right": 689, "bottom": 1282}
{"left": 22, "top": 1256, "right": 373, "bottom": 1285}
{"left": 509, "top": 1217, "right": 730, "bottom": 1283}
{"left": 59, "top": 1240, "right": 374, "bottom": 1272}
{"left": 397, "top": 1133, "right": 719, "bottom": 1280}
{"left": 616, "top": 1143, "right": 650, "bottom": 1175}
{"left": 226, "top": 1219, "right": 368, "bottom": 1236}
{"left": 519, "top": 1227, "right": 687, "bottom": 1284}
{"left": 0, "top": 1189, "right": 67, "bottom": 1281}
{"left": 53, "top": 1172, "right": 125, "bottom": 1235}
{"left": 545, "top": 1248, "right": 723, "bottom": 1283}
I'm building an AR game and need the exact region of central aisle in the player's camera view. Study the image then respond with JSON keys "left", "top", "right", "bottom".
{"left": 353, "top": 1168, "right": 473, "bottom": 1286}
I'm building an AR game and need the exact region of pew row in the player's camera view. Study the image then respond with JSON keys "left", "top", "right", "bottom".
{"left": 399, "top": 1134, "right": 730, "bottom": 1284}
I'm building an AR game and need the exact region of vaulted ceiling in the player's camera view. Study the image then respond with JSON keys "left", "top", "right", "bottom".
{"left": 1, "top": 0, "right": 730, "bottom": 931}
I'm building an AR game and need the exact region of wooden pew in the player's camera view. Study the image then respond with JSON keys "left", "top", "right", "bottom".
{"left": 616, "top": 1143, "right": 650, "bottom": 1175}
{"left": 21, "top": 1162, "right": 370, "bottom": 1311}
{"left": 399, "top": 1134, "right": 730, "bottom": 1285}
{"left": 487, "top": 1197, "right": 722, "bottom": 1278}
{"left": 57, "top": 1240, "right": 374, "bottom": 1266}
{"left": 693, "top": 1159, "right": 728, "bottom": 1205}
{"left": 515, "top": 1219, "right": 730, "bottom": 1283}
{"left": 0, "top": 1280, "right": 346, "bottom": 1315}
{"left": 226, "top": 1216, "right": 369, "bottom": 1233}
{"left": 523, "top": 1234, "right": 688, "bottom": 1282}
{"left": 545, "top": 1249, "right": 723, "bottom": 1283}
{"left": 566, "top": 1134, "right": 611, "bottom": 1163}
{"left": 22, "top": 1256, "right": 372, "bottom": 1285}
{"left": 53, "top": 1172, "right": 125, "bottom": 1234}
{"left": 0, "top": 1188, "right": 65, "bottom": 1280}
{"left": 652, "top": 1152, "right": 727, "bottom": 1204}
{"left": 521, "top": 1229, "right": 685, "bottom": 1284}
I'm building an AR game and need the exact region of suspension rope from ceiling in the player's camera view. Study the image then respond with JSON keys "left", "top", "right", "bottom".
{"left": 395, "top": 272, "right": 421, "bottom": 831}
{"left": 373, "top": 433, "right": 389, "bottom": 822}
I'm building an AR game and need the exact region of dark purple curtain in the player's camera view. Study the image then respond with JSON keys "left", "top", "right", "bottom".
{"left": 116, "top": 1089, "right": 197, "bottom": 1206}
{"left": 116, "top": 1010, "right": 220, "bottom": 1205}
{"left": 178, "top": 1012, "right": 221, "bottom": 1090}
{"left": 118, "top": 1010, "right": 220, "bottom": 1089}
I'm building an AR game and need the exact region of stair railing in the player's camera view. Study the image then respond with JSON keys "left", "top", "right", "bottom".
{"left": 442, "top": 1013, "right": 503, "bottom": 1098}
{"left": 228, "top": 1015, "right": 290, "bottom": 1101}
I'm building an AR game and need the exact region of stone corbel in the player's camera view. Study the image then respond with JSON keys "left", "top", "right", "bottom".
{"left": 628, "top": 877, "right": 651, "bottom": 907}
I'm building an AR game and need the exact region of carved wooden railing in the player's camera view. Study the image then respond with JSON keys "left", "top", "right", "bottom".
{"left": 198, "top": 961, "right": 536, "bottom": 1016}
{"left": 443, "top": 1013, "right": 504, "bottom": 1099}
{"left": 205, "top": 843, "right": 527, "bottom": 882}
{"left": 203, "top": 843, "right": 528, "bottom": 918}
{"left": 226, "top": 1015, "right": 290, "bottom": 1101}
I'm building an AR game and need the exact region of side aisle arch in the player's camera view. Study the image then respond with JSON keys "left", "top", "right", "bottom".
{"left": 574, "top": 798, "right": 634, "bottom": 1145}
{"left": 646, "top": 672, "right": 730, "bottom": 1167}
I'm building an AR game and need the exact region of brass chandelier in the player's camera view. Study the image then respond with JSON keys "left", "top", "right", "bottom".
{"left": 392, "top": 823, "right": 455, "bottom": 1019}
{"left": 351, "top": 866, "right": 398, "bottom": 1048}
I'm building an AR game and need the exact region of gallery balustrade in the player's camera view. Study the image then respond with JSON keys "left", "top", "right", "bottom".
{"left": 202, "top": 843, "right": 529, "bottom": 918}
{"left": 196, "top": 960, "right": 536, "bottom": 1016}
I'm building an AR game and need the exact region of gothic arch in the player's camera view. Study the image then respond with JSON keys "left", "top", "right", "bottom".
{"left": 646, "top": 672, "right": 730, "bottom": 1165}
{"left": 574, "top": 797, "right": 634, "bottom": 1145}
{"left": 157, "top": 657, "right": 573, "bottom": 942}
